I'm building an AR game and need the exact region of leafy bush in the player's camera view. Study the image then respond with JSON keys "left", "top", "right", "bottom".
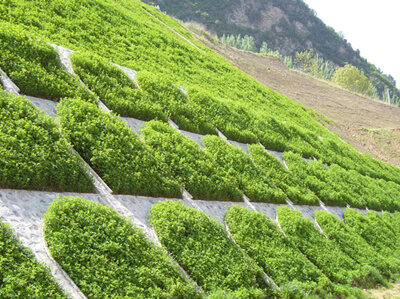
{"left": 0, "top": 91, "right": 94, "bottom": 192}
{"left": 57, "top": 98, "right": 181, "bottom": 197}
{"left": 71, "top": 51, "right": 167, "bottom": 121}
{"left": 315, "top": 210, "right": 394, "bottom": 280}
{"left": 150, "top": 200, "right": 276, "bottom": 297}
{"left": 277, "top": 207, "right": 374, "bottom": 288}
{"left": 0, "top": 24, "right": 94, "bottom": 102}
{"left": 344, "top": 209, "right": 400, "bottom": 262}
{"left": 44, "top": 196, "right": 200, "bottom": 298}
{"left": 284, "top": 152, "right": 400, "bottom": 211}
{"left": 332, "top": 64, "right": 374, "bottom": 96}
{"left": 225, "top": 205, "right": 333, "bottom": 297}
{"left": 0, "top": 220, "right": 66, "bottom": 298}
{"left": 203, "top": 135, "right": 287, "bottom": 203}
{"left": 249, "top": 144, "right": 319, "bottom": 205}
{"left": 141, "top": 120, "right": 242, "bottom": 201}
{"left": 136, "top": 71, "right": 216, "bottom": 135}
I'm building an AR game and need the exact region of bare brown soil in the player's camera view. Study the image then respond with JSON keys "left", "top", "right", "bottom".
{"left": 197, "top": 34, "right": 400, "bottom": 166}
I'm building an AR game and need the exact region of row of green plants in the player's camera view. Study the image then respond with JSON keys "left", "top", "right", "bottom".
{"left": 277, "top": 207, "right": 375, "bottom": 290}
{"left": 150, "top": 200, "right": 277, "bottom": 297}
{"left": 57, "top": 98, "right": 181, "bottom": 197}
{"left": 284, "top": 152, "right": 400, "bottom": 211}
{"left": 70, "top": 51, "right": 167, "bottom": 121}
{"left": 14, "top": 195, "right": 399, "bottom": 298}
{"left": 225, "top": 205, "right": 333, "bottom": 298}
{"left": 44, "top": 196, "right": 200, "bottom": 298}
{"left": 248, "top": 144, "right": 320, "bottom": 205}
{"left": 0, "top": 220, "right": 66, "bottom": 298}
{"left": 225, "top": 205, "right": 400, "bottom": 298}
{"left": 140, "top": 120, "right": 243, "bottom": 201}
{"left": 344, "top": 209, "right": 400, "bottom": 263}
{"left": 3, "top": 0, "right": 399, "bottom": 185}
{"left": 0, "top": 91, "right": 94, "bottom": 192}
{"left": 202, "top": 136, "right": 287, "bottom": 203}
{"left": 0, "top": 23, "right": 94, "bottom": 102}
{"left": 315, "top": 210, "right": 397, "bottom": 279}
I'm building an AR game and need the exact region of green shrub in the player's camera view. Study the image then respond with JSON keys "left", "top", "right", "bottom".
{"left": 57, "top": 98, "right": 181, "bottom": 197}
{"left": 0, "top": 91, "right": 94, "bottom": 192}
{"left": 141, "top": 120, "right": 242, "bottom": 201}
{"left": 150, "top": 200, "right": 276, "bottom": 297}
{"left": 203, "top": 135, "right": 287, "bottom": 203}
{"left": 277, "top": 207, "right": 373, "bottom": 287}
{"left": 71, "top": 51, "right": 167, "bottom": 121}
{"left": 0, "top": 220, "right": 66, "bottom": 298}
{"left": 0, "top": 24, "right": 94, "bottom": 102}
{"left": 137, "top": 71, "right": 216, "bottom": 135}
{"left": 344, "top": 209, "right": 400, "bottom": 263}
{"left": 44, "top": 196, "right": 200, "bottom": 298}
{"left": 315, "top": 210, "right": 394, "bottom": 280}
{"left": 225, "top": 205, "right": 333, "bottom": 297}
{"left": 249, "top": 144, "right": 319, "bottom": 205}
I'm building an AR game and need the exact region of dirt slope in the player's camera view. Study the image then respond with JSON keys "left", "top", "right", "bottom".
{"left": 197, "top": 35, "right": 400, "bottom": 167}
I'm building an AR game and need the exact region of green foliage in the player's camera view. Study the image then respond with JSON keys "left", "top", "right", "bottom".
{"left": 344, "top": 209, "right": 400, "bottom": 262}
{"left": 0, "top": 24, "right": 94, "bottom": 102}
{"left": 0, "top": 91, "right": 94, "bottom": 192}
{"left": 315, "top": 210, "right": 394, "bottom": 280}
{"left": 284, "top": 152, "right": 400, "bottom": 211}
{"left": 331, "top": 64, "right": 374, "bottom": 96}
{"left": 249, "top": 145, "right": 319, "bottom": 205}
{"left": 203, "top": 135, "right": 287, "bottom": 203}
{"left": 0, "top": 220, "right": 66, "bottom": 298}
{"left": 136, "top": 71, "right": 216, "bottom": 135}
{"left": 277, "top": 207, "right": 372, "bottom": 288}
{"left": 220, "top": 34, "right": 257, "bottom": 52}
{"left": 57, "top": 98, "right": 181, "bottom": 197}
{"left": 150, "top": 200, "right": 276, "bottom": 297}
{"left": 44, "top": 196, "right": 200, "bottom": 298}
{"left": 141, "top": 120, "right": 242, "bottom": 201}
{"left": 225, "top": 205, "right": 333, "bottom": 297}
{"left": 143, "top": 0, "right": 400, "bottom": 105}
{"left": 294, "top": 50, "right": 336, "bottom": 79}
{"left": 0, "top": 0, "right": 400, "bottom": 211}
{"left": 294, "top": 50, "right": 316, "bottom": 74}
{"left": 70, "top": 51, "right": 167, "bottom": 121}
{"left": 2, "top": 0, "right": 400, "bottom": 192}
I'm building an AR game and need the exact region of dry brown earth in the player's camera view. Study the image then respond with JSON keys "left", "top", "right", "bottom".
{"left": 196, "top": 33, "right": 400, "bottom": 167}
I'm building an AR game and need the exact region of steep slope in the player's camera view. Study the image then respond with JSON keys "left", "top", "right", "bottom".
{"left": 2, "top": 1, "right": 400, "bottom": 296}
{"left": 142, "top": 0, "right": 400, "bottom": 104}
{"left": 196, "top": 37, "right": 400, "bottom": 167}
{"left": 1, "top": 0, "right": 400, "bottom": 206}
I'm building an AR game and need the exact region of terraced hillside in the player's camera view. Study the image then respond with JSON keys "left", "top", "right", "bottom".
{"left": 1, "top": 0, "right": 400, "bottom": 297}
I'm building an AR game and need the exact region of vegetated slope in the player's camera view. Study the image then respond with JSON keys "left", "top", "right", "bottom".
{"left": 1, "top": 0, "right": 400, "bottom": 210}
{"left": 225, "top": 205, "right": 334, "bottom": 298}
{"left": 198, "top": 37, "right": 400, "bottom": 167}
{"left": 143, "top": 0, "right": 400, "bottom": 103}
{"left": 44, "top": 196, "right": 200, "bottom": 298}
{"left": 150, "top": 200, "right": 277, "bottom": 297}
{"left": 276, "top": 207, "right": 379, "bottom": 296}
{"left": 315, "top": 210, "right": 396, "bottom": 280}
{"left": 0, "top": 220, "right": 66, "bottom": 298}
{"left": 0, "top": 91, "right": 94, "bottom": 192}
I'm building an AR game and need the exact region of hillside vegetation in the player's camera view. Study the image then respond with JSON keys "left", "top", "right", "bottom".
{"left": 2, "top": 0, "right": 400, "bottom": 297}
{"left": 0, "top": 0, "right": 400, "bottom": 206}
{"left": 144, "top": 0, "right": 400, "bottom": 104}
